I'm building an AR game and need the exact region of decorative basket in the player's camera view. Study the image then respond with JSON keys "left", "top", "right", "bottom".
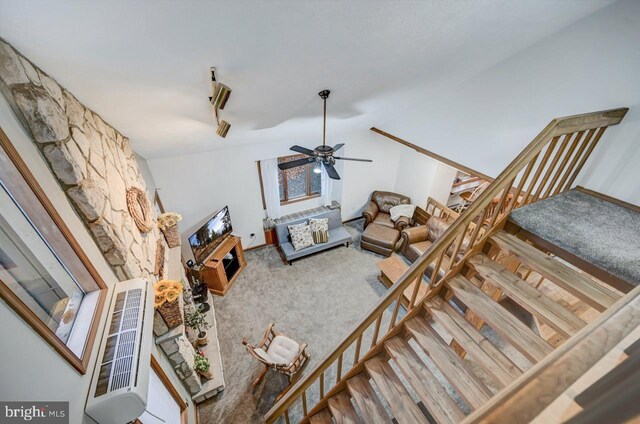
{"left": 157, "top": 299, "right": 182, "bottom": 329}
{"left": 154, "top": 279, "right": 184, "bottom": 329}
{"left": 162, "top": 225, "right": 181, "bottom": 248}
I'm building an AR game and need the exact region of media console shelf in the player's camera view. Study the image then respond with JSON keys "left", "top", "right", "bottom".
{"left": 195, "top": 235, "right": 246, "bottom": 296}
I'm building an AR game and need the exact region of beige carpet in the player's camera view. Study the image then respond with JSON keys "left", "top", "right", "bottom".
{"left": 197, "top": 220, "right": 389, "bottom": 423}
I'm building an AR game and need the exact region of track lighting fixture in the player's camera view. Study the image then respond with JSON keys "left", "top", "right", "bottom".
{"left": 210, "top": 67, "right": 232, "bottom": 138}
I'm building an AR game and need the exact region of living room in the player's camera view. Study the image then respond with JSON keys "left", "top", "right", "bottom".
{"left": 1, "top": 1, "right": 639, "bottom": 424}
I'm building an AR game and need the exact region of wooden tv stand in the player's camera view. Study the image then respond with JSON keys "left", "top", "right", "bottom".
{"left": 194, "top": 235, "right": 246, "bottom": 296}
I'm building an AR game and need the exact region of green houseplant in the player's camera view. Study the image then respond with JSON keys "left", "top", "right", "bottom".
{"left": 185, "top": 309, "right": 210, "bottom": 347}
{"left": 194, "top": 350, "right": 213, "bottom": 379}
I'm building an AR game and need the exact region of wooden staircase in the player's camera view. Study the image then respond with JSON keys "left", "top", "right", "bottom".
{"left": 306, "top": 230, "right": 623, "bottom": 423}
{"left": 266, "top": 109, "right": 634, "bottom": 424}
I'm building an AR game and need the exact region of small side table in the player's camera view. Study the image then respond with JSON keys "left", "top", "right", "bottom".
{"left": 377, "top": 255, "right": 429, "bottom": 308}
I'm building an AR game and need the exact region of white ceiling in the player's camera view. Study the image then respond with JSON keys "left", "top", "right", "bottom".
{"left": 0, "top": 0, "right": 613, "bottom": 159}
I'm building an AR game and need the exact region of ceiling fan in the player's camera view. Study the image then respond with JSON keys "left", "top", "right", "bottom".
{"left": 277, "top": 90, "right": 372, "bottom": 180}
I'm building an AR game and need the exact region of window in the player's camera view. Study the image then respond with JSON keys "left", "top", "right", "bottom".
{"left": 277, "top": 154, "right": 322, "bottom": 204}
{"left": 0, "top": 128, "right": 106, "bottom": 374}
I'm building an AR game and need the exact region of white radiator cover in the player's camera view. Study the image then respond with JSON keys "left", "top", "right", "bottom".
{"left": 85, "top": 278, "right": 155, "bottom": 424}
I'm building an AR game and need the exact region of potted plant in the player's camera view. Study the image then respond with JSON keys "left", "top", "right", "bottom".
{"left": 185, "top": 309, "right": 210, "bottom": 347}
{"left": 157, "top": 212, "right": 182, "bottom": 248}
{"left": 194, "top": 350, "right": 213, "bottom": 379}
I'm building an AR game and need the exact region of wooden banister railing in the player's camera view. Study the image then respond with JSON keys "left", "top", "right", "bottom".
{"left": 265, "top": 108, "right": 628, "bottom": 424}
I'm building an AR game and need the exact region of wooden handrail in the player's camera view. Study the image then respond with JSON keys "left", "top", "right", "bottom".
{"left": 370, "top": 127, "right": 495, "bottom": 182}
{"left": 265, "top": 108, "right": 628, "bottom": 424}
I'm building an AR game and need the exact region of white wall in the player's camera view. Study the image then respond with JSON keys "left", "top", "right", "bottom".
{"left": 375, "top": 0, "right": 640, "bottom": 205}
{"left": 149, "top": 128, "right": 409, "bottom": 261}
{"left": 338, "top": 130, "right": 405, "bottom": 220}
{"left": 0, "top": 97, "right": 197, "bottom": 424}
{"left": 391, "top": 149, "right": 458, "bottom": 209}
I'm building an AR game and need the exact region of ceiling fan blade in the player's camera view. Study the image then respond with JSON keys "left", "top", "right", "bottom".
{"left": 290, "top": 145, "right": 316, "bottom": 156}
{"left": 333, "top": 143, "right": 345, "bottom": 153}
{"left": 278, "top": 157, "right": 315, "bottom": 170}
{"left": 323, "top": 162, "right": 341, "bottom": 180}
{"left": 334, "top": 156, "right": 373, "bottom": 163}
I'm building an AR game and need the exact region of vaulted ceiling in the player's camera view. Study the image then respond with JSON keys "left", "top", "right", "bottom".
{"left": 0, "top": 0, "right": 613, "bottom": 159}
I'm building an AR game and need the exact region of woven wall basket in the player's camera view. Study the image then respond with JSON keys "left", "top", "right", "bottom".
{"left": 162, "top": 225, "right": 181, "bottom": 248}
{"left": 157, "top": 299, "right": 182, "bottom": 329}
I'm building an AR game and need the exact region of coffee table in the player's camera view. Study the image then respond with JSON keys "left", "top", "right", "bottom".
{"left": 377, "top": 255, "right": 429, "bottom": 308}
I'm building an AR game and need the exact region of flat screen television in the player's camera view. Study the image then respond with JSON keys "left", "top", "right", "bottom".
{"left": 189, "top": 206, "right": 233, "bottom": 264}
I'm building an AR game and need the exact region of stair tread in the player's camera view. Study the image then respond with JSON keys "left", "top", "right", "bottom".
{"left": 384, "top": 336, "right": 466, "bottom": 424}
{"left": 405, "top": 317, "right": 493, "bottom": 409}
{"left": 327, "top": 391, "right": 362, "bottom": 424}
{"left": 346, "top": 374, "right": 390, "bottom": 423}
{"left": 310, "top": 409, "right": 333, "bottom": 424}
{"left": 364, "top": 355, "right": 429, "bottom": 424}
{"left": 468, "top": 253, "right": 586, "bottom": 338}
{"left": 447, "top": 275, "right": 554, "bottom": 363}
{"left": 490, "top": 231, "right": 622, "bottom": 312}
{"left": 425, "top": 296, "right": 523, "bottom": 387}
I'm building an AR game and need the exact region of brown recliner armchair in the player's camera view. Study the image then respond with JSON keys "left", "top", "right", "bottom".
{"left": 362, "top": 191, "right": 412, "bottom": 231}
{"left": 400, "top": 216, "right": 472, "bottom": 276}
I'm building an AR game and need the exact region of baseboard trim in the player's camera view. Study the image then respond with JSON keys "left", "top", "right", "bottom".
{"left": 342, "top": 216, "right": 364, "bottom": 224}
{"left": 245, "top": 243, "right": 267, "bottom": 251}
{"left": 575, "top": 186, "right": 640, "bottom": 213}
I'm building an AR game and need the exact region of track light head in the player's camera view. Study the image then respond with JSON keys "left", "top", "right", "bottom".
{"left": 212, "top": 83, "right": 232, "bottom": 110}
{"left": 216, "top": 120, "right": 231, "bottom": 138}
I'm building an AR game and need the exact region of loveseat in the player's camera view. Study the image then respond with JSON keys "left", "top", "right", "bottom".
{"left": 275, "top": 209, "right": 352, "bottom": 264}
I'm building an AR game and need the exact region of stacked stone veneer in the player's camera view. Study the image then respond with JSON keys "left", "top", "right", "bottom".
{"left": 0, "top": 39, "right": 203, "bottom": 397}
{"left": 158, "top": 331, "right": 202, "bottom": 395}
{"left": 0, "top": 39, "right": 160, "bottom": 281}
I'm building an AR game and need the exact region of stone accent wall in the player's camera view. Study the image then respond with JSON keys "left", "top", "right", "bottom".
{"left": 0, "top": 39, "right": 160, "bottom": 281}
{"left": 159, "top": 333, "right": 203, "bottom": 395}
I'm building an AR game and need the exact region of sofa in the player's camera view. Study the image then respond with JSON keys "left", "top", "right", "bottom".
{"left": 275, "top": 209, "right": 352, "bottom": 264}
{"left": 400, "top": 215, "right": 471, "bottom": 277}
{"left": 362, "top": 191, "right": 412, "bottom": 231}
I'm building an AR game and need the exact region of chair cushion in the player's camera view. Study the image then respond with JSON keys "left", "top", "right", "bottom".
{"left": 426, "top": 216, "right": 452, "bottom": 241}
{"left": 371, "top": 191, "right": 411, "bottom": 213}
{"left": 408, "top": 240, "right": 433, "bottom": 258}
{"left": 362, "top": 223, "right": 400, "bottom": 249}
{"left": 253, "top": 348, "right": 273, "bottom": 364}
{"left": 373, "top": 212, "right": 395, "bottom": 228}
{"left": 266, "top": 335, "right": 300, "bottom": 365}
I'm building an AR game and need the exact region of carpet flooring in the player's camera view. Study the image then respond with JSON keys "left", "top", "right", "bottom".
{"left": 509, "top": 189, "right": 640, "bottom": 286}
{"left": 197, "top": 220, "right": 388, "bottom": 424}
{"left": 196, "top": 219, "right": 533, "bottom": 424}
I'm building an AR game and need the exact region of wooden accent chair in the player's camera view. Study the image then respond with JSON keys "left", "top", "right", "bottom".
{"left": 457, "top": 181, "right": 490, "bottom": 212}
{"left": 242, "top": 323, "right": 310, "bottom": 401}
